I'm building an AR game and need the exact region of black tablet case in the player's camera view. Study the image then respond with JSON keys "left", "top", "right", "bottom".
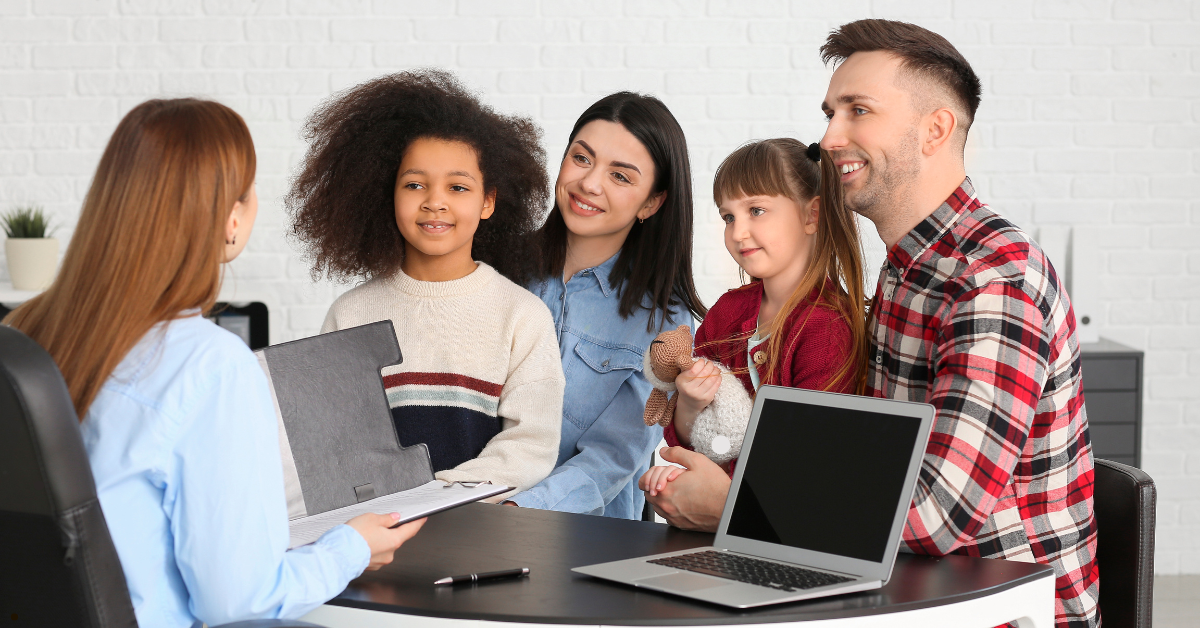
{"left": 256, "top": 321, "right": 434, "bottom": 516}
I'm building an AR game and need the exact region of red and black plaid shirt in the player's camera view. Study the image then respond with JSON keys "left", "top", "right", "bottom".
{"left": 867, "top": 179, "right": 1099, "bottom": 628}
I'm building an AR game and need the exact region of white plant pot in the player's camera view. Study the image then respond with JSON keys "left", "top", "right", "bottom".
{"left": 6, "top": 237, "right": 59, "bottom": 291}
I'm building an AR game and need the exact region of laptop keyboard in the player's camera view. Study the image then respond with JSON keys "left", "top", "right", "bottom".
{"left": 649, "top": 551, "right": 854, "bottom": 592}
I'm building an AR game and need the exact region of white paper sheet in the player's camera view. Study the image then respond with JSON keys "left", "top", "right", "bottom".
{"left": 287, "top": 480, "right": 509, "bottom": 549}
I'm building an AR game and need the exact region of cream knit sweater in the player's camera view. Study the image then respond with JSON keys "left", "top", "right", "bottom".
{"left": 320, "top": 262, "right": 564, "bottom": 500}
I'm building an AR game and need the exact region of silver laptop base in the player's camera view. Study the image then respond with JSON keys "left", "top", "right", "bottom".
{"left": 573, "top": 547, "right": 882, "bottom": 609}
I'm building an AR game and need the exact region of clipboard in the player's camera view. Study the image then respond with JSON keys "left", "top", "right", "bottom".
{"left": 255, "top": 321, "right": 503, "bottom": 547}
{"left": 286, "top": 480, "right": 511, "bottom": 549}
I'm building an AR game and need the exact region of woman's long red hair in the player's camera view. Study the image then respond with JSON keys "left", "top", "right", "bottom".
{"left": 5, "top": 98, "right": 255, "bottom": 418}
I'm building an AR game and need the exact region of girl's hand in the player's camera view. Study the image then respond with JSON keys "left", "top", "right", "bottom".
{"left": 346, "top": 513, "right": 427, "bottom": 571}
{"left": 676, "top": 358, "right": 721, "bottom": 411}
{"left": 673, "top": 359, "right": 722, "bottom": 445}
{"left": 643, "top": 447, "right": 730, "bottom": 533}
{"left": 639, "top": 464, "right": 686, "bottom": 497}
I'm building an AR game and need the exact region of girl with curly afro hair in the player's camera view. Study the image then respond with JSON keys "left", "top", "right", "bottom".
{"left": 287, "top": 70, "right": 564, "bottom": 497}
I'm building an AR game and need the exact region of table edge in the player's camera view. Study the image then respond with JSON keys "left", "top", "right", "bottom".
{"left": 328, "top": 563, "right": 1056, "bottom": 625}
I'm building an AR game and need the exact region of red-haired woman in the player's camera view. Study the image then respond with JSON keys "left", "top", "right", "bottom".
{"left": 6, "top": 98, "right": 424, "bottom": 628}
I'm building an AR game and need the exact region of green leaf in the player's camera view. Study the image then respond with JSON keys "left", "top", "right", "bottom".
{"left": 2, "top": 206, "right": 54, "bottom": 239}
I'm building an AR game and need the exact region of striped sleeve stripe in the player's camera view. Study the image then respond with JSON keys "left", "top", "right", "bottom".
{"left": 383, "top": 372, "right": 504, "bottom": 417}
{"left": 383, "top": 372, "right": 504, "bottom": 397}
{"left": 386, "top": 385, "right": 499, "bottom": 417}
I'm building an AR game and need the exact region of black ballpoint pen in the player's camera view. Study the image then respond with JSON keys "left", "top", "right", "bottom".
{"left": 434, "top": 567, "right": 530, "bottom": 585}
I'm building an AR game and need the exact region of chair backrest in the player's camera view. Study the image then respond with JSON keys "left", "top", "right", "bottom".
{"left": 0, "top": 325, "right": 137, "bottom": 628}
{"left": 210, "top": 301, "right": 269, "bottom": 350}
{"left": 1093, "top": 457, "right": 1156, "bottom": 628}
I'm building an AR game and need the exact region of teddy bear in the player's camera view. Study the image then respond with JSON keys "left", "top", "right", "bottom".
{"left": 642, "top": 325, "right": 754, "bottom": 465}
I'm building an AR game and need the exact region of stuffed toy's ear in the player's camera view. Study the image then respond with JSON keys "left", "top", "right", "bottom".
{"left": 644, "top": 388, "right": 671, "bottom": 426}
{"left": 676, "top": 353, "right": 695, "bottom": 373}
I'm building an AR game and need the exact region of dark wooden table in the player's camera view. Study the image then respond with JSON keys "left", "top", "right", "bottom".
{"left": 308, "top": 502, "right": 1055, "bottom": 626}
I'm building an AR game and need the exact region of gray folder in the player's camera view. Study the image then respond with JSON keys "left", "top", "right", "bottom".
{"left": 255, "top": 321, "right": 434, "bottom": 518}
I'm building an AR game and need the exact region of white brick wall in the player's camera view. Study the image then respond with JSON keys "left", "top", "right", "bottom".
{"left": 1, "top": 0, "right": 1197, "bottom": 573}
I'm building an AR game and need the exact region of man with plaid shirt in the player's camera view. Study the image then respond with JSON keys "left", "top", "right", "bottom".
{"left": 641, "top": 18, "right": 1098, "bottom": 628}
{"left": 820, "top": 20, "right": 1099, "bottom": 628}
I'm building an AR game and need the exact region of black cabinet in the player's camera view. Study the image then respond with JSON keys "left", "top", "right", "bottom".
{"left": 1080, "top": 338, "right": 1143, "bottom": 468}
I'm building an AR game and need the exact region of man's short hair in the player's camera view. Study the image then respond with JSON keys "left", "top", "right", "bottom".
{"left": 821, "top": 19, "right": 982, "bottom": 138}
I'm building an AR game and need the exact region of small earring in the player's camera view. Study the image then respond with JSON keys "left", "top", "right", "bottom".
{"left": 639, "top": 217, "right": 645, "bottom": 224}
{"left": 226, "top": 234, "right": 236, "bottom": 246}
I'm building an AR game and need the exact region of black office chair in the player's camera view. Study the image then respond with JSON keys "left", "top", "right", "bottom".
{"left": 0, "top": 325, "right": 323, "bottom": 628}
{"left": 211, "top": 301, "right": 270, "bottom": 350}
{"left": 1093, "top": 457, "right": 1156, "bottom": 628}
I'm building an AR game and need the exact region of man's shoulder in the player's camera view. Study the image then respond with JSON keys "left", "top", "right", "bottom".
{"left": 935, "top": 200, "right": 1069, "bottom": 327}
{"left": 945, "top": 201, "right": 1050, "bottom": 289}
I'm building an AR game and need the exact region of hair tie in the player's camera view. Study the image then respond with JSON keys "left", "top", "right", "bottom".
{"left": 805, "top": 142, "right": 821, "bottom": 162}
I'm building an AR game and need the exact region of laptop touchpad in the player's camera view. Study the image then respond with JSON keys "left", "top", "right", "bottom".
{"left": 636, "top": 572, "right": 730, "bottom": 592}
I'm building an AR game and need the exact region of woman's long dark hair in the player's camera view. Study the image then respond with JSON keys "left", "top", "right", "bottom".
{"left": 535, "top": 92, "right": 707, "bottom": 331}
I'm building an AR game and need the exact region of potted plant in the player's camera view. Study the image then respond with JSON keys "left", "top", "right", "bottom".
{"left": 3, "top": 206, "right": 58, "bottom": 291}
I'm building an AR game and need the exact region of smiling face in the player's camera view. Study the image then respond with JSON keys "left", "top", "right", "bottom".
{"left": 555, "top": 120, "right": 664, "bottom": 245}
{"left": 394, "top": 137, "right": 495, "bottom": 281}
{"left": 719, "top": 193, "right": 818, "bottom": 285}
{"left": 820, "top": 51, "right": 922, "bottom": 222}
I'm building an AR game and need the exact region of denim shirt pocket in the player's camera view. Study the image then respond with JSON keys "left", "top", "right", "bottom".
{"left": 564, "top": 337, "right": 643, "bottom": 431}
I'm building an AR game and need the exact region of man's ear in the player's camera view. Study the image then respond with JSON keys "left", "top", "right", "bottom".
{"left": 481, "top": 188, "right": 497, "bottom": 220}
{"left": 922, "top": 108, "right": 957, "bottom": 157}
{"left": 638, "top": 191, "right": 667, "bottom": 221}
{"left": 804, "top": 196, "right": 820, "bottom": 236}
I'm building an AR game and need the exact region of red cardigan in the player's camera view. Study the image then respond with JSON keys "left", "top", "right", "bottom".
{"left": 662, "top": 281, "right": 859, "bottom": 472}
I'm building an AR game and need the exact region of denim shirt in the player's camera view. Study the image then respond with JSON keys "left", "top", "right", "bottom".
{"left": 509, "top": 254, "right": 692, "bottom": 519}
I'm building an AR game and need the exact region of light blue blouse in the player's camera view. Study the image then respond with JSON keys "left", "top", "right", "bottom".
{"left": 81, "top": 314, "right": 369, "bottom": 628}
{"left": 509, "top": 254, "right": 692, "bottom": 519}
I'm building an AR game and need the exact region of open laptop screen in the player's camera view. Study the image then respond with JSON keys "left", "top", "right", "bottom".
{"left": 725, "top": 398, "right": 923, "bottom": 563}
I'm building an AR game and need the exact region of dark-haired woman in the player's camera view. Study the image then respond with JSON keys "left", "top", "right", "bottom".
{"left": 505, "top": 92, "right": 706, "bottom": 519}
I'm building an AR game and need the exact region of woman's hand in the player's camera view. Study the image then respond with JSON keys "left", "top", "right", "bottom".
{"left": 673, "top": 359, "right": 722, "bottom": 445}
{"left": 346, "top": 513, "right": 427, "bottom": 571}
{"left": 642, "top": 447, "right": 730, "bottom": 533}
{"left": 640, "top": 464, "right": 686, "bottom": 497}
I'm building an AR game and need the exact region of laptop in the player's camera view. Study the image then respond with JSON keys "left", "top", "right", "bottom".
{"left": 573, "top": 385, "right": 934, "bottom": 608}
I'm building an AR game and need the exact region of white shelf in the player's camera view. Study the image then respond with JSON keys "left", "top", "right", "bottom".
{"left": 0, "top": 282, "right": 41, "bottom": 303}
